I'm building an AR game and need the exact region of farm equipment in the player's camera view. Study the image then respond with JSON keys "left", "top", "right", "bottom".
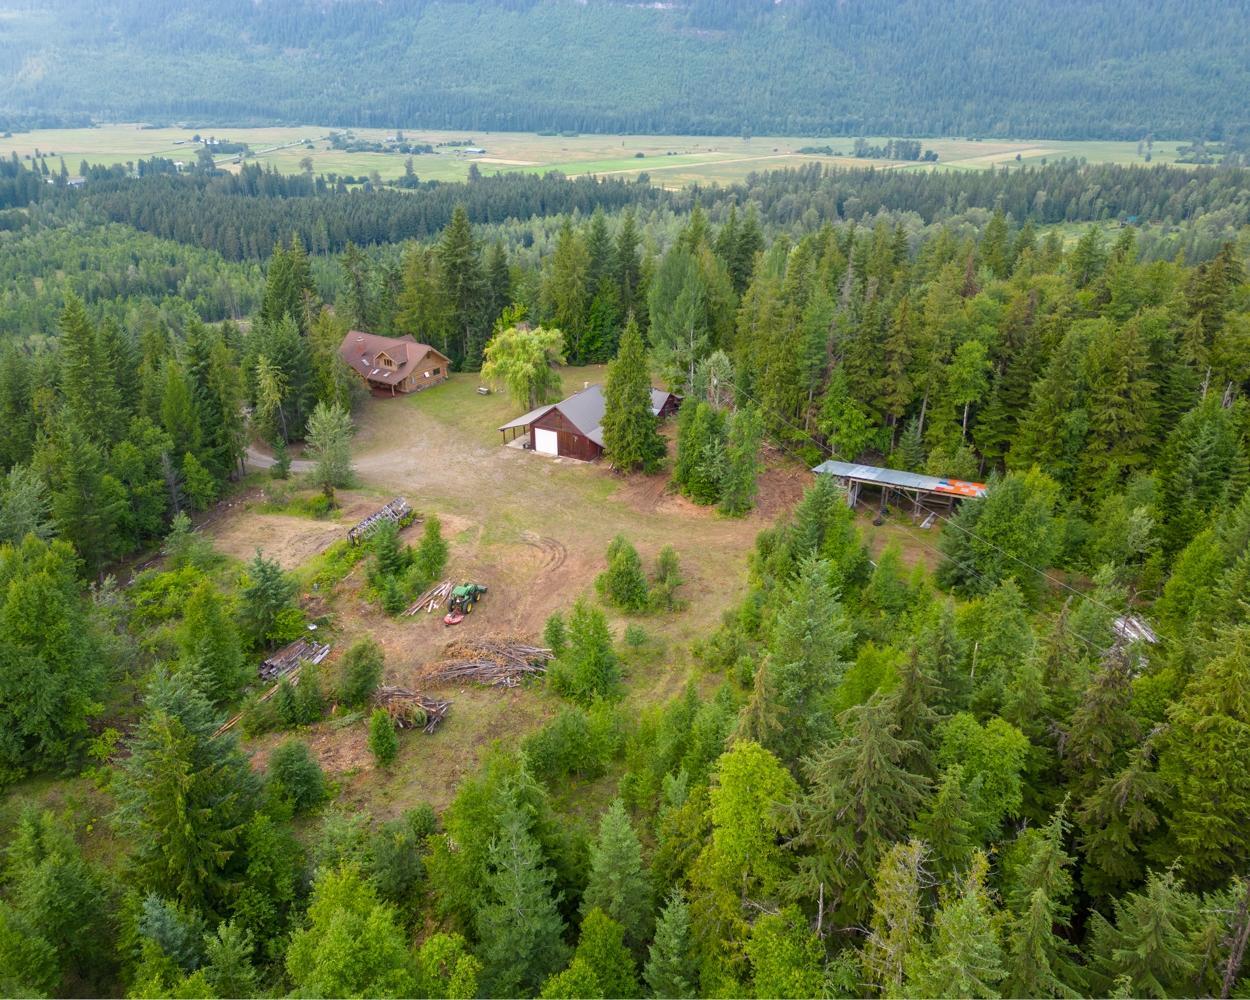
{"left": 443, "top": 583, "right": 488, "bottom": 625}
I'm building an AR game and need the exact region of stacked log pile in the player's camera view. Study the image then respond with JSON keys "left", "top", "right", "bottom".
{"left": 347, "top": 497, "right": 415, "bottom": 544}
{"left": 405, "top": 579, "right": 453, "bottom": 616}
{"left": 374, "top": 686, "right": 451, "bottom": 733}
{"left": 421, "top": 638, "right": 553, "bottom": 688}
{"left": 259, "top": 639, "right": 330, "bottom": 680}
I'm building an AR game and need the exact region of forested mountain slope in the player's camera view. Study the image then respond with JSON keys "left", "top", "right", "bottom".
{"left": 1, "top": 0, "right": 1248, "bottom": 139}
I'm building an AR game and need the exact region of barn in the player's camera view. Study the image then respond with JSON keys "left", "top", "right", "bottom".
{"left": 498, "top": 383, "right": 681, "bottom": 461}
{"left": 338, "top": 331, "right": 451, "bottom": 395}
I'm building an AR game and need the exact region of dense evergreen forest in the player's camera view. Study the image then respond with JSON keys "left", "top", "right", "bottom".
{"left": 2, "top": 0, "right": 1250, "bottom": 139}
{"left": 3, "top": 154, "right": 1250, "bottom": 998}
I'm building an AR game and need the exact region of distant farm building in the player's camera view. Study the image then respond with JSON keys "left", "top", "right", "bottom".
{"left": 498, "top": 383, "right": 681, "bottom": 461}
{"left": 813, "top": 460, "right": 987, "bottom": 515}
{"left": 339, "top": 331, "right": 450, "bottom": 395}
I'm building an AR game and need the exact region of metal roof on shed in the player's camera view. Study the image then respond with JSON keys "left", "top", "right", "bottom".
{"left": 498, "top": 384, "right": 677, "bottom": 437}
{"left": 812, "top": 460, "right": 987, "bottom": 498}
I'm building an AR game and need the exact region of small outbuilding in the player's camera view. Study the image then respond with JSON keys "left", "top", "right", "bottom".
{"left": 812, "top": 459, "right": 987, "bottom": 513}
{"left": 339, "top": 330, "right": 451, "bottom": 395}
{"left": 498, "top": 383, "right": 681, "bottom": 461}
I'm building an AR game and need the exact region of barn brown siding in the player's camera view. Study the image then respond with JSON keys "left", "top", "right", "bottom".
{"left": 530, "top": 407, "right": 603, "bottom": 461}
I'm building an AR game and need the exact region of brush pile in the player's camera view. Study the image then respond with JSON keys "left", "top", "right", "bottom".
{"left": 373, "top": 686, "right": 451, "bottom": 733}
{"left": 405, "top": 579, "right": 453, "bottom": 615}
{"left": 422, "top": 637, "right": 553, "bottom": 688}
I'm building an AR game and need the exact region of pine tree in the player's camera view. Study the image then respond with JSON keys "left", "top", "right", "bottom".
{"left": 476, "top": 797, "right": 570, "bottom": 997}
{"left": 602, "top": 319, "right": 665, "bottom": 472}
{"left": 582, "top": 799, "right": 651, "bottom": 950}
{"left": 644, "top": 889, "right": 698, "bottom": 999}
{"left": 368, "top": 708, "right": 399, "bottom": 765}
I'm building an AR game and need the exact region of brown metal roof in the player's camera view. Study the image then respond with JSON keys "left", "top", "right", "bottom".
{"left": 338, "top": 330, "right": 449, "bottom": 385}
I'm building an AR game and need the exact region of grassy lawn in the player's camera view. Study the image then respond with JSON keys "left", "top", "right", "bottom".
{"left": 4, "top": 124, "right": 1182, "bottom": 188}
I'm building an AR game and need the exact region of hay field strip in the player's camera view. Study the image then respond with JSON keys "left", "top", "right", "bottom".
{"left": 2, "top": 124, "right": 1185, "bottom": 187}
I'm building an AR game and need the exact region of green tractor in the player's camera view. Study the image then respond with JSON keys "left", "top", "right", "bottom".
{"left": 444, "top": 583, "right": 488, "bottom": 625}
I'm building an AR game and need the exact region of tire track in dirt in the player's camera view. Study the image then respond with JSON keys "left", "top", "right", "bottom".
{"left": 521, "top": 531, "right": 567, "bottom": 573}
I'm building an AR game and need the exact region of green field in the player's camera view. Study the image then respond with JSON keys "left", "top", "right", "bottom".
{"left": 4, "top": 124, "right": 1188, "bottom": 188}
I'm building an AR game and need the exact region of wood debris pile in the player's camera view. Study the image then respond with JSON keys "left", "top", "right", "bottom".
{"left": 347, "top": 497, "right": 415, "bottom": 544}
{"left": 405, "top": 579, "right": 453, "bottom": 616}
{"left": 260, "top": 639, "right": 330, "bottom": 680}
{"left": 422, "top": 638, "right": 553, "bottom": 688}
{"left": 213, "top": 663, "right": 306, "bottom": 738}
{"left": 374, "top": 686, "right": 451, "bottom": 734}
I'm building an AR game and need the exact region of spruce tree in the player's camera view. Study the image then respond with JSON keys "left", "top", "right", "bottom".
{"left": 113, "top": 671, "right": 259, "bottom": 913}
{"left": 336, "top": 638, "right": 384, "bottom": 708}
{"left": 573, "top": 909, "right": 640, "bottom": 999}
{"left": 368, "top": 708, "right": 398, "bottom": 765}
{"left": 718, "top": 406, "right": 763, "bottom": 516}
{"left": 476, "top": 797, "right": 570, "bottom": 996}
{"left": 237, "top": 549, "right": 298, "bottom": 647}
{"left": 550, "top": 597, "right": 620, "bottom": 704}
{"left": 644, "top": 889, "right": 698, "bottom": 999}
{"left": 596, "top": 535, "right": 649, "bottom": 612}
{"left": 792, "top": 694, "right": 930, "bottom": 925}
{"left": 582, "top": 799, "right": 651, "bottom": 950}
{"left": 904, "top": 853, "right": 1006, "bottom": 999}
{"left": 177, "top": 580, "right": 248, "bottom": 705}
{"left": 602, "top": 319, "right": 665, "bottom": 473}
{"left": 285, "top": 865, "right": 415, "bottom": 997}
{"left": 862, "top": 839, "right": 929, "bottom": 995}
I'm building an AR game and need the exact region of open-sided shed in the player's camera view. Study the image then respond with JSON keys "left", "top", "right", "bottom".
{"left": 812, "top": 459, "right": 987, "bottom": 514}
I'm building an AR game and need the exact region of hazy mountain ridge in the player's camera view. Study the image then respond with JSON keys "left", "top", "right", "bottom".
{"left": 1, "top": 0, "right": 1248, "bottom": 138}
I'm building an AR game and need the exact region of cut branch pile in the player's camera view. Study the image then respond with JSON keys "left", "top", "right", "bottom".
{"left": 422, "top": 638, "right": 553, "bottom": 688}
{"left": 405, "top": 579, "right": 453, "bottom": 616}
{"left": 374, "top": 686, "right": 451, "bottom": 733}
{"left": 260, "top": 638, "right": 330, "bottom": 680}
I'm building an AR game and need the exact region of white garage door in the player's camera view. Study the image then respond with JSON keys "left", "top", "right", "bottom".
{"left": 534, "top": 428, "right": 559, "bottom": 455}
